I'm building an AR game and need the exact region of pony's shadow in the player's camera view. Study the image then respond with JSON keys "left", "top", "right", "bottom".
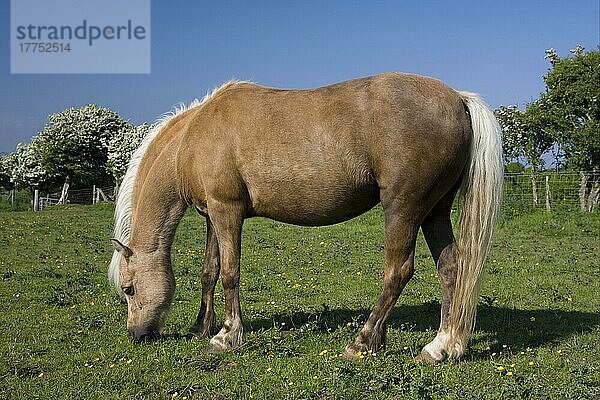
{"left": 242, "top": 301, "right": 599, "bottom": 358}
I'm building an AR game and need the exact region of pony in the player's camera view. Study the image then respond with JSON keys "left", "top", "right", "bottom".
{"left": 109, "top": 72, "right": 503, "bottom": 363}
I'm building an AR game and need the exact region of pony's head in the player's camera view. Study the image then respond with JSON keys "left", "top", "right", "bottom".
{"left": 108, "top": 81, "right": 247, "bottom": 342}
{"left": 111, "top": 239, "right": 175, "bottom": 342}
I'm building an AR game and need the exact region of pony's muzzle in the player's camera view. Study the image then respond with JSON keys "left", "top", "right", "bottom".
{"left": 128, "top": 328, "right": 160, "bottom": 343}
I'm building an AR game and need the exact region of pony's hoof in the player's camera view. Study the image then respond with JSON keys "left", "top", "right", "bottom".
{"left": 205, "top": 342, "right": 227, "bottom": 354}
{"left": 415, "top": 349, "right": 442, "bottom": 364}
{"left": 185, "top": 331, "right": 203, "bottom": 340}
{"left": 186, "top": 325, "right": 211, "bottom": 339}
{"left": 342, "top": 342, "right": 372, "bottom": 361}
{"left": 205, "top": 333, "right": 239, "bottom": 354}
{"left": 342, "top": 346, "right": 360, "bottom": 361}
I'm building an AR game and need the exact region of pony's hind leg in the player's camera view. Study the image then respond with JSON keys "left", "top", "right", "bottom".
{"left": 188, "top": 218, "right": 220, "bottom": 338}
{"left": 416, "top": 206, "right": 464, "bottom": 363}
{"left": 344, "top": 207, "right": 418, "bottom": 359}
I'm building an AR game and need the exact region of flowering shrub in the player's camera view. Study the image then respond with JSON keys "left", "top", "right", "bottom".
{"left": 106, "top": 123, "right": 150, "bottom": 182}
{"left": 2, "top": 104, "right": 148, "bottom": 190}
{"left": 34, "top": 104, "right": 131, "bottom": 188}
{"left": 2, "top": 139, "right": 51, "bottom": 190}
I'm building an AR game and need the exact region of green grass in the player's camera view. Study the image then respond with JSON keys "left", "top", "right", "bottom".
{"left": 0, "top": 203, "right": 599, "bottom": 399}
{"left": 0, "top": 191, "right": 32, "bottom": 212}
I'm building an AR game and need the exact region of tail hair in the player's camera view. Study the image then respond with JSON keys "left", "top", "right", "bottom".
{"left": 449, "top": 92, "right": 503, "bottom": 353}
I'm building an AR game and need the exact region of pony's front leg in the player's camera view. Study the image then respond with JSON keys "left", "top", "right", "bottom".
{"left": 205, "top": 202, "right": 244, "bottom": 353}
{"left": 188, "top": 219, "right": 220, "bottom": 338}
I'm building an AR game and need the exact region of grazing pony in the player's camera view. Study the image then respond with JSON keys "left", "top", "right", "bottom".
{"left": 109, "top": 73, "right": 503, "bottom": 362}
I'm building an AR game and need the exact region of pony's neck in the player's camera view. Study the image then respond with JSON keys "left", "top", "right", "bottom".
{"left": 128, "top": 141, "right": 188, "bottom": 256}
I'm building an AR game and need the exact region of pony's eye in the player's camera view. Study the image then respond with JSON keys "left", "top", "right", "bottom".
{"left": 121, "top": 285, "right": 135, "bottom": 296}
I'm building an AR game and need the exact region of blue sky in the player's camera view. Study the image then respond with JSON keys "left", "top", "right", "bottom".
{"left": 1, "top": 0, "right": 598, "bottom": 154}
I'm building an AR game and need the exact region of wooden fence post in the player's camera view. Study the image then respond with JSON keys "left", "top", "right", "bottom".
{"left": 33, "top": 189, "right": 39, "bottom": 212}
{"left": 10, "top": 189, "right": 14, "bottom": 206}
{"left": 97, "top": 188, "right": 108, "bottom": 202}
{"left": 545, "top": 175, "right": 551, "bottom": 212}
{"left": 92, "top": 185, "right": 96, "bottom": 205}
{"left": 58, "top": 176, "right": 70, "bottom": 205}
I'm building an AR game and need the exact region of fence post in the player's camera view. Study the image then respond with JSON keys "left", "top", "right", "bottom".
{"left": 98, "top": 188, "right": 108, "bottom": 202}
{"left": 33, "top": 189, "right": 39, "bottom": 212}
{"left": 10, "top": 189, "right": 14, "bottom": 206}
{"left": 58, "top": 176, "right": 70, "bottom": 205}
{"left": 545, "top": 175, "right": 551, "bottom": 212}
{"left": 92, "top": 185, "right": 96, "bottom": 205}
{"left": 579, "top": 172, "right": 587, "bottom": 212}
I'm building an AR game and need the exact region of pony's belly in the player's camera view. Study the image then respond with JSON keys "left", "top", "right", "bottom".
{"left": 248, "top": 183, "right": 380, "bottom": 226}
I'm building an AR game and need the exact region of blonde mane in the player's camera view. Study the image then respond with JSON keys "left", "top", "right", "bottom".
{"left": 108, "top": 80, "right": 246, "bottom": 288}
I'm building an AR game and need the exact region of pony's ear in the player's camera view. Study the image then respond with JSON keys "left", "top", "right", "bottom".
{"left": 111, "top": 239, "right": 133, "bottom": 259}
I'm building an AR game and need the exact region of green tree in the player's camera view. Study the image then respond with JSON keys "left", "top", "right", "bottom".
{"left": 35, "top": 104, "right": 131, "bottom": 189}
{"left": 495, "top": 103, "right": 554, "bottom": 207}
{"left": 541, "top": 47, "right": 600, "bottom": 210}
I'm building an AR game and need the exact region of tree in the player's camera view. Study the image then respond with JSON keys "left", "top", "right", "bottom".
{"left": 0, "top": 155, "right": 11, "bottom": 189}
{"left": 540, "top": 47, "right": 600, "bottom": 210}
{"left": 2, "top": 139, "right": 53, "bottom": 191}
{"left": 505, "top": 162, "right": 525, "bottom": 174}
{"left": 106, "top": 123, "right": 150, "bottom": 183}
{"left": 495, "top": 103, "right": 554, "bottom": 207}
{"left": 35, "top": 104, "right": 131, "bottom": 189}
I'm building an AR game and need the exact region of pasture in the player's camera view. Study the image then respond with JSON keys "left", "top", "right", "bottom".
{"left": 0, "top": 204, "right": 598, "bottom": 399}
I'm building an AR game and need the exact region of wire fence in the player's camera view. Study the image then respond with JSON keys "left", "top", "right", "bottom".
{"left": 1, "top": 172, "right": 598, "bottom": 213}
{"left": 503, "top": 171, "right": 599, "bottom": 213}
{"left": 0, "top": 190, "right": 13, "bottom": 202}
{"left": 37, "top": 186, "right": 117, "bottom": 210}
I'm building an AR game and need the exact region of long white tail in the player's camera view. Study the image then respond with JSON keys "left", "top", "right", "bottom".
{"left": 449, "top": 92, "right": 503, "bottom": 351}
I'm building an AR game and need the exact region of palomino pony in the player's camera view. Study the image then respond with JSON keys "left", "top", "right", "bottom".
{"left": 109, "top": 72, "right": 503, "bottom": 363}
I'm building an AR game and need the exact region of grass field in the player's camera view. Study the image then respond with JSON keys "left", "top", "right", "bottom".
{"left": 0, "top": 204, "right": 598, "bottom": 399}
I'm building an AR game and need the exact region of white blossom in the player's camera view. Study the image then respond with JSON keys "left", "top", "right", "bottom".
{"left": 106, "top": 123, "right": 150, "bottom": 181}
